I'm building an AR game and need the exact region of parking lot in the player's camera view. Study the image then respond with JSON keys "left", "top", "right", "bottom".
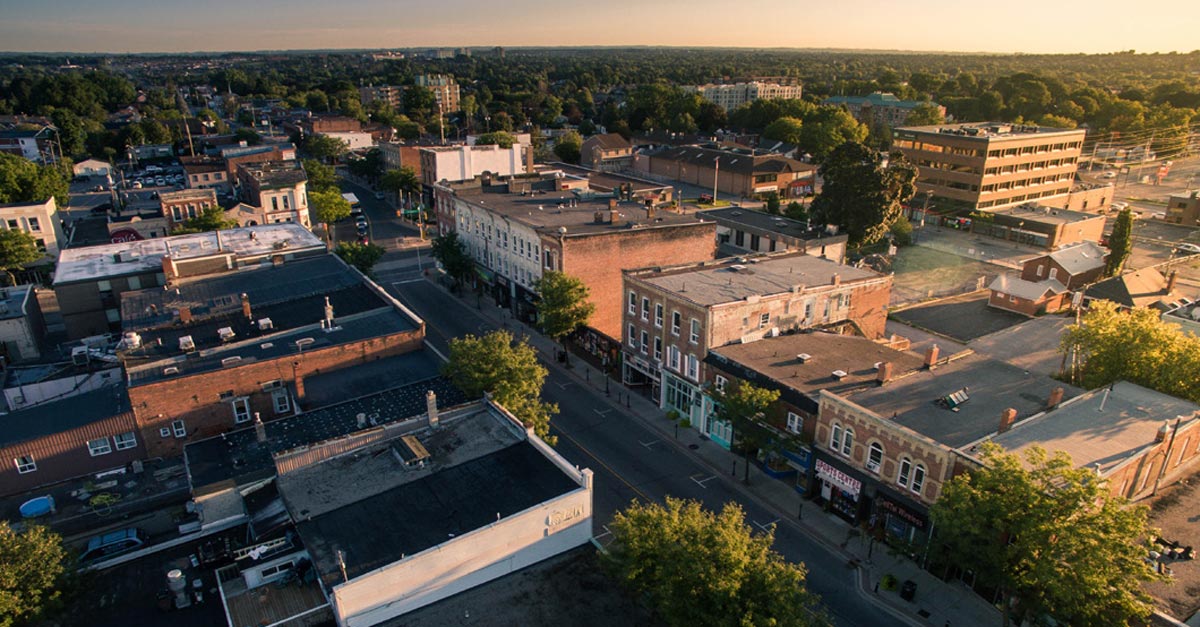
{"left": 890, "top": 291, "right": 1030, "bottom": 343}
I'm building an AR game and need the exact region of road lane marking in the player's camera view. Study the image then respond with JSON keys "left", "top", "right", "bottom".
{"left": 392, "top": 279, "right": 424, "bottom": 285}
{"left": 754, "top": 518, "right": 781, "bottom": 532}
{"left": 690, "top": 474, "right": 715, "bottom": 488}
{"left": 553, "top": 428, "right": 652, "bottom": 502}
{"left": 593, "top": 408, "right": 612, "bottom": 417}
{"left": 594, "top": 525, "right": 613, "bottom": 540}
{"left": 555, "top": 381, "right": 572, "bottom": 390}
{"left": 639, "top": 439, "right": 659, "bottom": 449}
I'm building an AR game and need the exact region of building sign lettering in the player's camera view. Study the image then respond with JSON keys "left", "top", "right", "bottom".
{"left": 815, "top": 459, "right": 861, "bottom": 495}
{"left": 548, "top": 505, "right": 584, "bottom": 528}
{"left": 876, "top": 495, "right": 926, "bottom": 530}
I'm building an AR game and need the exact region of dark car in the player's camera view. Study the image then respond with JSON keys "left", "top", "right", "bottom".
{"left": 356, "top": 223, "right": 369, "bottom": 236}
{"left": 80, "top": 528, "right": 148, "bottom": 563}
{"left": 356, "top": 235, "right": 369, "bottom": 245}
{"left": 90, "top": 203, "right": 114, "bottom": 215}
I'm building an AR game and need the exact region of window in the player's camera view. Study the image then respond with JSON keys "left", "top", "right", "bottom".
{"left": 628, "top": 324, "right": 637, "bottom": 347}
{"left": 715, "top": 375, "right": 727, "bottom": 393}
{"left": 653, "top": 337, "right": 662, "bottom": 361}
{"left": 685, "top": 354, "right": 699, "bottom": 380}
{"left": 159, "top": 427, "right": 172, "bottom": 438}
{"left": 14, "top": 455, "right": 35, "bottom": 474}
{"left": 786, "top": 412, "right": 802, "bottom": 435}
{"left": 628, "top": 291, "right": 637, "bottom": 314}
{"left": 172, "top": 420, "right": 187, "bottom": 438}
{"left": 867, "top": 443, "right": 883, "bottom": 473}
{"left": 114, "top": 432, "right": 137, "bottom": 451}
{"left": 232, "top": 398, "right": 251, "bottom": 423}
{"left": 128, "top": 276, "right": 141, "bottom": 290}
{"left": 668, "top": 345, "right": 681, "bottom": 371}
{"left": 759, "top": 312, "right": 770, "bottom": 328}
{"left": 641, "top": 298, "right": 650, "bottom": 321}
{"left": 640, "top": 331, "right": 648, "bottom": 355}
{"left": 260, "top": 561, "right": 295, "bottom": 578}
{"left": 273, "top": 390, "right": 291, "bottom": 414}
{"left": 88, "top": 437, "right": 112, "bottom": 456}
{"left": 261, "top": 380, "right": 283, "bottom": 392}
{"left": 1049, "top": 267, "right": 1058, "bottom": 280}
{"left": 689, "top": 319, "right": 700, "bottom": 343}
{"left": 911, "top": 464, "right": 926, "bottom": 494}
{"left": 282, "top": 195, "right": 290, "bottom": 210}
{"left": 831, "top": 424, "right": 843, "bottom": 452}
{"left": 654, "top": 304, "right": 664, "bottom": 328}
{"left": 898, "top": 457, "right": 912, "bottom": 487}
{"left": 27, "top": 217, "right": 40, "bottom": 232}
{"left": 841, "top": 428, "right": 854, "bottom": 456}
{"left": 671, "top": 311, "right": 681, "bottom": 335}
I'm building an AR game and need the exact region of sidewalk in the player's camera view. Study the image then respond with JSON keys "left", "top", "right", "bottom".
{"left": 433, "top": 280, "right": 1001, "bottom": 627}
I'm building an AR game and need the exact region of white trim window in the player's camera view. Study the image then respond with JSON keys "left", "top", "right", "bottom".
{"left": 715, "top": 375, "right": 727, "bottom": 393}
{"left": 114, "top": 432, "right": 137, "bottom": 451}
{"left": 689, "top": 319, "right": 700, "bottom": 344}
{"left": 841, "top": 427, "right": 854, "bottom": 456}
{"left": 653, "top": 337, "right": 662, "bottom": 361}
{"left": 628, "top": 291, "right": 637, "bottom": 314}
{"left": 685, "top": 354, "right": 699, "bottom": 381}
{"left": 830, "top": 424, "right": 843, "bottom": 452}
{"left": 641, "top": 297, "right": 650, "bottom": 321}
{"left": 88, "top": 437, "right": 112, "bottom": 456}
{"left": 786, "top": 412, "right": 802, "bottom": 434}
{"left": 911, "top": 463, "right": 926, "bottom": 495}
{"left": 272, "top": 390, "right": 291, "bottom": 414}
{"left": 671, "top": 311, "right": 681, "bottom": 336}
{"left": 640, "top": 331, "right": 649, "bottom": 355}
{"left": 759, "top": 312, "right": 770, "bottom": 328}
{"left": 172, "top": 419, "right": 187, "bottom": 438}
{"left": 654, "top": 304, "right": 664, "bottom": 328}
{"left": 232, "top": 398, "right": 252, "bottom": 423}
{"left": 14, "top": 455, "right": 36, "bottom": 474}
{"left": 668, "top": 345, "right": 681, "bottom": 371}
{"left": 897, "top": 457, "right": 912, "bottom": 487}
{"left": 159, "top": 427, "right": 172, "bottom": 438}
{"left": 866, "top": 442, "right": 883, "bottom": 474}
{"left": 628, "top": 324, "right": 637, "bottom": 347}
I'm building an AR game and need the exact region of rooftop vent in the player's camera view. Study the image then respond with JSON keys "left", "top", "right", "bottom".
{"left": 796, "top": 353, "right": 812, "bottom": 363}
{"left": 257, "top": 318, "right": 273, "bottom": 331}
{"left": 162, "top": 366, "right": 180, "bottom": 376}
{"left": 729, "top": 264, "right": 747, "bottom": 272}
{"left": 394, "top": 435, "right": 431, "bottom": 468}
{"left": 221, "top": 356, "right": 242, "bottom": 367}
{"left": 832, "top": 370, "right": 848, "bottom": 380}
{"left": 294, "top": 337, "right": 315, "bottom": 349}
{"left": 217, "top": 327, "right": 235, "bottom": 342}
{"left": 179, "top": 335, "right": 195, "bottom": 352}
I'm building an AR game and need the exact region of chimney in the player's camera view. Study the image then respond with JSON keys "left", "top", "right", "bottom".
{"left": 241, "top": 293, "right": 252, "bottom": 320}
{"left": 1167, "top": 270, "right": 1178, "bottom": 294}
{"left": 831, "top": 273, "right": 841, "bottom": 286}
{"left": 876, "top": 362, "right": 893, "bottom": 385}
{"left": 1047, "top": 387, "right": 1064, "bottom": 408}
{"left": 646, "top": 203, "right": 655, "bottom": 219}
{"left": 1156, "top": 421, "right": 1170, "bottom": 443}
{"left": 609, "top": 209, "right": 620, "bottom": 224}
{"left": 923, "top": 344, "right": 939, "bottom": 369}
{"left": 593, "top": 211, "right": 603, "bottom": 224}
{"left": 998, "top": 408, "right": 1018, "bottom": 433}
{"left": 254, "top": 413, "right": 266, "bottom": 442}
{"left": 426, "top": 390, "right": 439, "bottom": 428}
{"left": 161, "top": 254, "right": 178, "bottom": 281}
{"left": 323, "top": 296, "right": 334, "bottom": 328}
{"left": 178, "top": 306, "right": 193, "bottom": 325}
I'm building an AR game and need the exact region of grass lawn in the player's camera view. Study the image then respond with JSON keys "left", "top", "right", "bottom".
{"left": 682, "top": 198, "right": 732, "bottom": 208}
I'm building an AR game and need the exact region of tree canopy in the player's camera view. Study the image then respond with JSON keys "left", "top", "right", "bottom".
{"left": 713, "top": 380, "right": 780, "bottom": 483}
{"left": 533, "top": 271, "right": 595, "bottom": 345}
{"left": 0, "top": 153, "right": 69, "bottom": 208}
{"left": 0, "top": 522, "right": 69, "bottom": 627}
{"left": 931, "top": 443, "right": 1163, "bottom": 627}
{"left": 442, "top": 330, "right": 558, "bottom": 443}
{"left": 380, "top": 166, "right": 421, "bottom": 206}
{"left": 1060, "top": 300, "right": 1200, "bottom": 402}
{"left": 430, "top": 231, "right": 474, "bottom": 290}
{"left": 307, "top": 188, "right": 352, "bottom": 235}
{"left": 810, "top": 142, "right": 918, "bottom": 246}
{"left": 302, "top": 158, "right": 337, "bottom": 193}
{"left": 1104, "top": 207, "right": 1133, "bottom": 277}
{"left": 473, "top": 131, "right": 517, "bottom": 148}
{"left": 302, "top": 134, "right": 348, "bottom": 162}
{"left": 334, "top": 241, "right": 385, "bottom": 276}
{"left": 762, "top": 116, "right": 804, "bottom": 146}
{"left": 605, "top": 497, "right": 828, "bottom": 627}
{"left": 173, "top": 206, "right": 237, "bottom": 234}
{"left": 0, "top": 229, "right": 41, "bottom": 286}
{"left": 553, "top": 130, "right": 583, "bottom": 164}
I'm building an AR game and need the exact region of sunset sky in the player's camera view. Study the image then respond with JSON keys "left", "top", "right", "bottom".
{"left": 1, "top": 0, "right": 1195, "bottom": 54}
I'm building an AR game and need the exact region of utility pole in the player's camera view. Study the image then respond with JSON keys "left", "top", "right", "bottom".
{"left": 438, "top": 99, "right": 445, "bottom": 146}
{"left": 713, "top": 156, "right": 719, "bottom": 202}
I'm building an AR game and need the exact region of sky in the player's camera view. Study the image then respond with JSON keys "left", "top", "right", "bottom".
{"left": 0, "top": 0, "right": 1196, "bottom": 55}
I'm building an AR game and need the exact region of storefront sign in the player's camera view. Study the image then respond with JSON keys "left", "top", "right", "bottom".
{"left": 875, "top": 493, "right": 926, "bottom": 530}
{"left": 816, "top": 459, "right": 861, "bottom": 495}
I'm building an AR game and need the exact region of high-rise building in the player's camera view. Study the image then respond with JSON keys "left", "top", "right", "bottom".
{"left": 415, "top": 74, "right": 461, "bottom": 113}
{"left": 684, "top": 81, "right": 803, "bottom": 111}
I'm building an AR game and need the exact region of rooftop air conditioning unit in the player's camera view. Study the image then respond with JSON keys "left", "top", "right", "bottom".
{"left": 796, "top": 353, "right": 812, "bottom": 363}
{"left": 163, "top": 366, "right": 180, "bottom": 376}
{"left": 179, "top": 335, "right": 195, "bottom": 352}
{"left": 832, "top": 370, "right": 848, "bottom": 380}
{"left": 258, "top": 318, "right": 273, "bottom": 331}
{"left": 221, "top": 356, "right": 242, "bottom": 367}
{"left": 217, "top": 327, "right": 235, "bottom": 342}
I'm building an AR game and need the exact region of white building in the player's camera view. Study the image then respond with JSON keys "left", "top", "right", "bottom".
{"left": 72, "top": 159, "right": 112, "bottom": 178}
{"left": 0, "top": 197, "right": 66, "bottom": 258}
{"left": 321, "top": 131, "right": 376, "bottom": 152}
{"left": 419, "top": 143, "right": 532, "bottom": 187}
{"left": 684, "top": 81, "right": 804, "bottom": 111}
{"left": 0, "top": 285, "right": 44, "bottom": 362}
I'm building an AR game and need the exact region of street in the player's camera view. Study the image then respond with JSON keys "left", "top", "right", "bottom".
{"left": 390, "top": 279, "right": 901, "bottom": 627}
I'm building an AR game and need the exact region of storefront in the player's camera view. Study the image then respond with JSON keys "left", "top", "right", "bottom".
{"left": 697, "top": 393, "right": 732, "bottom": 450}
{"left": 779, "top": 446, "right": 813, "bottom": 495}
{"left": 873, "top": 489, "right": 931, "bottom": 547}
{"left": 815, "top": 457, "right": 868, "bottom": 524}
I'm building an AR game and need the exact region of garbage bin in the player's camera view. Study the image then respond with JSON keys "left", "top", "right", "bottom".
{"left": 900, "top": 579, "right": 917, "bottom": 602}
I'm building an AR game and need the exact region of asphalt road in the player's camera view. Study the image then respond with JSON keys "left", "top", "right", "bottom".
{"left": 338, "top": 178, "right": 420, "bottom": 247}
{"left": 390, "top": 279, "right": 900, "bottom": 627}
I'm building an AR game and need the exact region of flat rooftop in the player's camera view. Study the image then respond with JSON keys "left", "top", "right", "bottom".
{"left": 709, "top": 332, "right": 925, "bottom": 398}
{"left": 184, "top": 366, "right": 468, "bottom": 489}
{"left": 53, "top": 223, "right": 324, "bottom": 285}
{"left": 0, "top": 385, "right": 130, "bottom": 447}
{"left": 699, "top": 208, "right": 839, "bottom": 241}
{"left": 291, "top": 408, "right": 580, "bottom": 587}
{"left": 0, "top": 284, "right": 31, "bottom": 321}
{"left": 896, "top": 122, "right": 1085, "bottom": 140}
{"left": 982, "top": 381, "right": 1200, "bottom": 474}
{"left": 544, "top": 162, "right": 670, "bottom": 194}
{"left": 632, "top": 253, "right": 882, "bottom": 307}
{"left": 239, "top": 160, "right": 306, "bottom": 189}
{"left": 848, "top": 353, "right": 1083, "bottom": 448}
{"left": 984, "top": 203, "right": 1101, "bottom": 226}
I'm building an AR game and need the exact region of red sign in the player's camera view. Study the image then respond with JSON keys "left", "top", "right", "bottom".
{"left": 109, "top": 228, "right": 143, "bottom": 243}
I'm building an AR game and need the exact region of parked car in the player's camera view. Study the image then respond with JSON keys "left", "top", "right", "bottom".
{"left": 356, "top": 235, "right": 369, "bottom": 245}
{"left": 80, "top": 528, "right": 148, "bottom": 563}
{"left": 131, "top": 181, "right": 143, "bottom": 189}
{"left": 92, "top": 184, "right": 107, "bottom": 192}
{"left": 1110, "top": 201, "right": 1129, "bottom": 212}
{"left": 1175, "top": 243, "right": 1200, "bottom": 255}
{"left": 355, "top": 215, "right": 368, "bottom": 226}
{"left": 155, "top": 177, "right": 166, "bottom": 186}
{"left": 1101, "top": 171, "right": 1117, "bottom": 179}
{"left": 90, "top": 203, "right": 113, "bottom": 215}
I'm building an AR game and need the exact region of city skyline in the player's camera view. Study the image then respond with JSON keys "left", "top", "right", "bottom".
{"left": 0, "top": 0, "right": 1196, "bottom": 55}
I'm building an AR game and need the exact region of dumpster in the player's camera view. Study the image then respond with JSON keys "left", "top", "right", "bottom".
{"left": 900, "top": 579, "right": 917, "bottom": 602}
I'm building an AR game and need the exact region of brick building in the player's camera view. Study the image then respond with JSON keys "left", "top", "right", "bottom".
{"left": 160, "top": 188, "right": 219, "bottom": 232}
{"left": 698, "top": 207, "right": 847, "bottom": 260}
{"left": 893, "top": 122, "right": 1086, "bottom": 213}
{"left": 181, "top": 156, "right": 232, "bottom": 194}
{"left": 433, "top": 170, "right": 714, "bottom": 350}
{"left": 633, "top": 145, "right": 816, "bottom": 200}
{"left": 622, "top": 253, "right": 892, "bottom": 429}
{"left": 580, "top": 133, "right": 633, "bottom": 172}
{"left": 414, "top": 74, "right": 461, "bottom": 113}
{"left": 53, "top": 223, "right": 326, "bottom": 339}
{"left": 1166, "top": 191, "right": 1200, "bottom": 226}
{"left": 973, "top": 203, "right": 1107, "bottom": 250}
{"left": 119, "top": 254, "right": 426, "bottom": 457}
{"left": 824, "top": 93, "right": 946, "bottom": 128}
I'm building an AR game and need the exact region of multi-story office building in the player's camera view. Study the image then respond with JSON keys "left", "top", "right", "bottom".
{"left": 414, "top": 74, "right": 461, "bottom": 113}
{"left": 893, "top": 122, "right": 1086, "bottom": 213}
{"left": 684, "top": 81, "right": 803, "bottom": 111}
{"left": 824, "top": 93, "right": 946, "bottom": 128}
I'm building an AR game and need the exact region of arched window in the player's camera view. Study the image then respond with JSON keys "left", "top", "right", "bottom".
{"left": 867, "top": 443, "right": 883, "bottom": 473}
{"left": 830, "top": 424, "right": 842, "bottom": 452}
{"left": 911, "top": 464, "right": 927, "bottom": 495}
{"left": 898, "top": 457, "right": 912, "bottom": 487}
{"left": 841, "top": 428, "right": 854, "bottom": 456}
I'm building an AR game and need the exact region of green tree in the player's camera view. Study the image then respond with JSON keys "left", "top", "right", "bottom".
{"left": 473, "top": 131, "right": 517, "bottom": 148}
{"left": 138, "top": 118, "right": 172, "bottom": 145}
{"left": 442, "top": 330, "right": 558, "bottom": 443}
{"left": 49, "top": 109, "right": 86, "bottom": 158}
{"left": 1105, "top": 207, "right": 1133, "bottom": 277}
{"left": 380, "top": 166, "right": 421, "bottom": 208}
{"left": 764, "top": 192, "right": 781, "bottom": 215}
{"left": 0, "top": 521, "right": 69, "bottom": 626}
{"left": 713, "top": 380, "right": 780, "bottom": 484}
{"left": 0, "top": 230, "right": 42, "bottom": 285}
{"left": 402, "top": 85, "right": 437, "bottom": 120}
{"left": 347, "top": 147, "right": 384, "bottom": 182}
{"left": 234, "top": 127, "right": 263, "bottom": 146}
{"left": 931, "top": 443, "right": 1163, "bottom": 627}
{"left": 904, "top": 103, "right": 945, "bottom": 126}
{"left": 604, "top": 498, "right": 828, "bottom": 627}
{"left": 889, "top": 215, "right": 913, "bottom": 246}
{"left": 174, "top": 206, "right": 238, "bottom": 234}
{"left": 532, "top": 271, "right": 595, "bottom": 364}
{"left": 430, "top": 231, "right": 474, "bottom": 291}
{"left": 762, "top": 116, "right": 804, "bottom": 145}
{"left": 1060, "top": 300, "right": 1200, "bottom": 401}
{"left": 302, "top": 158, "right": 337, "bottom": 193}
{"left": 308, "top": 188, "right": 351, "bottom": 242}
{"left": 553, "top": 130, "right": 583, "bottom": 164}
{"left": 303, "top": 134, "right": 348, "bottom": 162}
{"left": 797, "top": 107, "right": 867, "bottom": 162}
{"left": 0, "top": 153, "right": 70, "bottom": 207}
{"left": 334, "top": 241, "right": 386, "bottom": 276}
{"left": 784, "top": 201, "right": 808, "bottom": 222}
{"left": 810, "top": 142, "right": 918, "bottom": 246}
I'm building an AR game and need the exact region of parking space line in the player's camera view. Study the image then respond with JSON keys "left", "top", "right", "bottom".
{"left": 754, "top": 518, "right": 781, "bottom": 532}
{"left": 593, "top": 408, "right": 612, "bottom": 417}
{"left": 690, "top": 474, "right": 715, "bottom": 488}
{"left": 639, "top": 439, "right": 659, "bottom": 449}
{"left": 555, "top": 381, "right": 572, "bottom": 390}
